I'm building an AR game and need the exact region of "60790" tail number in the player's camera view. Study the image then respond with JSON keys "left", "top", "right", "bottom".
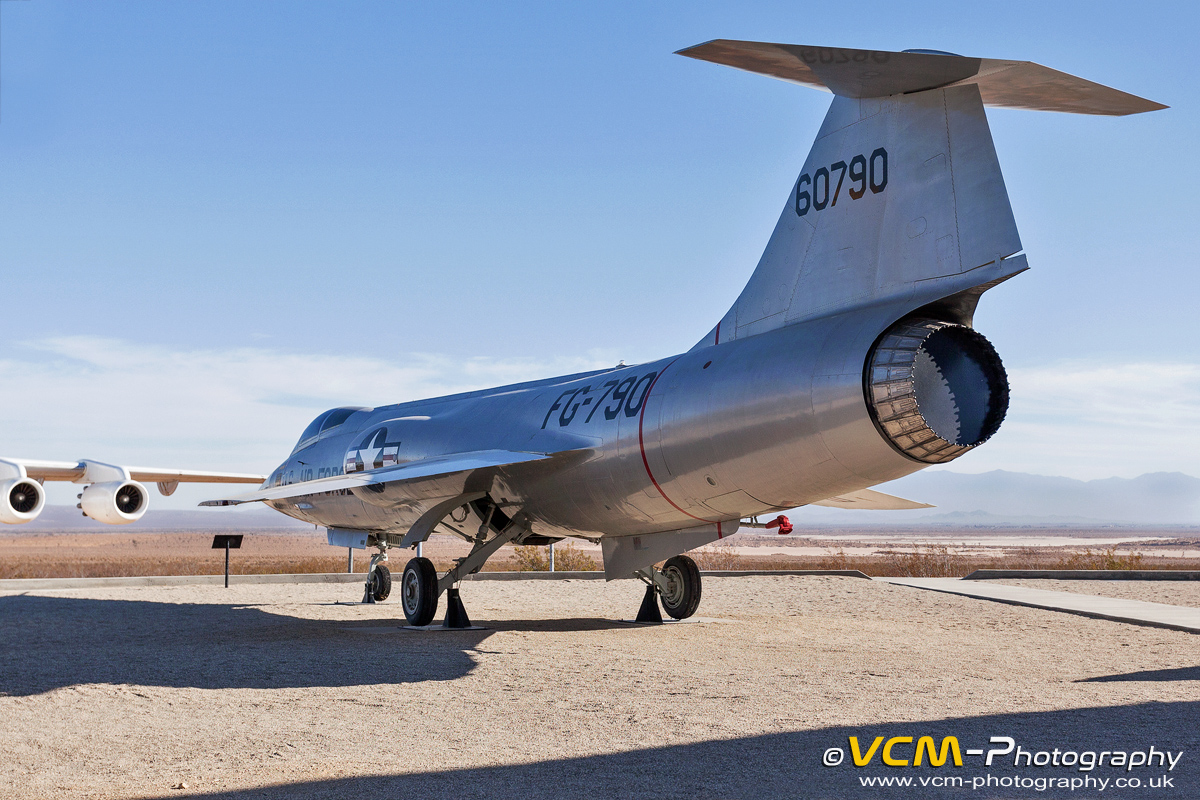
{"left": 795, "top": 147, "right": 887, "bottom": 216}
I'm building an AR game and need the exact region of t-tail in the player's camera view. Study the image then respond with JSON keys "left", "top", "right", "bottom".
{"left": 681, "top": 42, "right": 1165, "bottom": 349}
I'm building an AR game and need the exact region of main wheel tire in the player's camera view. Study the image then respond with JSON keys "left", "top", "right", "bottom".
{"left": 370, "top": 563, "right": 392, "bottom": 602}
{"left": 401, "top": 557, "right": 439, "bottom": 626}
{"left": 660, "top": 555, "right": 702, "bottom": 620}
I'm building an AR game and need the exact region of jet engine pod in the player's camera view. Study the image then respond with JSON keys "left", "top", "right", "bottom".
{"left": 865, "top": 319, "right": 1008, "bottom": 464}
{"left": 0, "top": 478, "right": 46, "bottom": 524}
{"left": 79, "top": 480, "right": 149, "bottom": 524}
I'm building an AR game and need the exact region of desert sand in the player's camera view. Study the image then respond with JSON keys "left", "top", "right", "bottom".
{"left": 0, "top": 575, "right": 1196, "bottom": 799}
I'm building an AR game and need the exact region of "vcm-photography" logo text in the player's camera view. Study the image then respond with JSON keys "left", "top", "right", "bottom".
{"left": 822, "top": 735, "right": 1184, "bottom": 773}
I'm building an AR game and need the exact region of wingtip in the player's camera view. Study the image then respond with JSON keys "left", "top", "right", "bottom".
{"left": 674, "top": 39, "right": 724, "bottom": 57}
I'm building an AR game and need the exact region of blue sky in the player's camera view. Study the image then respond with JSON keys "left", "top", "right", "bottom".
{"left": 1, "top": 1, "right": 1197, "bottom": 509}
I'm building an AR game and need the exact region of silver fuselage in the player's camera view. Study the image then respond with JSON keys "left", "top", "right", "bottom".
{"left": 266, "top": 303, "right": 919, "bottom": 539}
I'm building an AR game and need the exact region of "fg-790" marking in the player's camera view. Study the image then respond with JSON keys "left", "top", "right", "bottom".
{"left": 542, "top": 371, "right": 658, "bottom": 429}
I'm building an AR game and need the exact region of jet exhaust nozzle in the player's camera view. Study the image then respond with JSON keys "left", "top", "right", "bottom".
{"left": 865, "top": 319, "right": 1008, "bottom": 464}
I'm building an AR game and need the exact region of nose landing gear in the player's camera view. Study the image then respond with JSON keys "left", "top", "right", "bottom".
{"left": 362, "top": 542, "right": 391, "bottom": 604}
{"left": 368, "top": 563, "right": 391, "bottom": 602}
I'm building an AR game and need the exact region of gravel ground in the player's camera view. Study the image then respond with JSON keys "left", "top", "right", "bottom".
{"left": 0, "top": 576, "right": 1195, "bottom": 799}
{"left": 993, "top": 579, "right": 1200, "bottom": 608}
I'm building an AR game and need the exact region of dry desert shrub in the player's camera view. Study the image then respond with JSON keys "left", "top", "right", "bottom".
{"left": 1056, "top": 546, "right": 1145, "bottom": 571}
{"left": 878, "top": 544, "right": 966, "bottom": 578}
{"left": 818, "top": 547, "right": 851, "bottom": 570}
{"left": 511, "top": 545, "right": 549, "bottom": 571}
{"left": 0, "top": 531, "right": 1187, "bottom": 580}
{"left": 0, "top": 555, "right": 368, "bottom": 580}
{"left": 511, "top": 541, "right": 598, "bottom": 571}
{"left": 689, "top": 539, "right": 741, "bottom": 570}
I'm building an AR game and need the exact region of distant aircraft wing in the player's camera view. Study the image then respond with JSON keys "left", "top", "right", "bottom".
{"left": 1, "top": 458, "right": 264, "bottom": 485}
{"left": 811, "top": 488, "right": 933, "bottom": 510}
{"left": 200, "top": 449, "right": 554, "bottom": 506}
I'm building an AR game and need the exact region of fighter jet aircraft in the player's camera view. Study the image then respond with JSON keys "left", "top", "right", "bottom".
{"left": 4, "top": 42, "right": 1164, "bottom": 626}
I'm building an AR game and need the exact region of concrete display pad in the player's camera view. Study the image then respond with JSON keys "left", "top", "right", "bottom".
{"left": 1, "top": 576, "right": 1195, "bottom": 799}
{"left": 878, "top": 577, "right": 1200, "bottom": 633}
{"left": 966, "top": 570, "right": 1200, "bottom": 581}
{"left": 613, "top": 616, "right": 728, "bottom": 625}
{"left": 401, "top": 624, "right": 489, "bottom": 632}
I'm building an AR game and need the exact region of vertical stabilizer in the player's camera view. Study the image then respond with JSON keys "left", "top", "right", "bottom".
{"left": 694, "top": 84, "right": 1022, "bottom": 348}
{"left": 682, "top": 42, "right": 1164, "bottom": 350}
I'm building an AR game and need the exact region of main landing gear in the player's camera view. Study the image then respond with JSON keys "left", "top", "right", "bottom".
{"left": 634, "top": 554, "right": 702, "bottom": 623}
{"left": 394, "top": 501, "right": 524, "bottom": 628}
{"left": 400, "top": 556, "right": 438, "bottom": 626}
{"left": 400, "top": 557, "right": 473, "bottom": 628}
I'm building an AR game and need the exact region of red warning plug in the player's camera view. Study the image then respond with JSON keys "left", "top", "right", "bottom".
{"left": 764, "top": 515, "right": 793, "bottom": 535}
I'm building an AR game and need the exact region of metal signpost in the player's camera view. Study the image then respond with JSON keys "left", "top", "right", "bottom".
{"left": 211, "top": 535, "right": 243, "bottom": 588}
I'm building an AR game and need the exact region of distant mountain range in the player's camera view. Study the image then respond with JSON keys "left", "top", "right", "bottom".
{"left": 19, "top": 504, "right": 314, "bottom": 531}
{"left": 794, "top": 470, "right": 1200, "bottom": 527}
{"left": 15, "top": 470, "right": 1200, "bottom": 531}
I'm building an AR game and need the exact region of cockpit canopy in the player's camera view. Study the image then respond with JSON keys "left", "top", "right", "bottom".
{"left": 292, "top": 407, "right": 372, "bottom": 453}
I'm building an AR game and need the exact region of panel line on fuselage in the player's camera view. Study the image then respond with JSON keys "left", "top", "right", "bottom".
{"left": 634, "top": 356, "right": 721, "bottom": 527}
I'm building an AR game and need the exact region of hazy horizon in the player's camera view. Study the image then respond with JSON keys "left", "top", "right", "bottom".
{"left": 15, "top": 469, "right": 1199, "bottom": 530}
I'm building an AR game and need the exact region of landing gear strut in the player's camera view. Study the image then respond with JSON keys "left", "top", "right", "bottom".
{"left": 399, "top": 500, "right": 526, "bottom": 627}
{"left": 634, "top": 554, "right": 702, "bottom": 622}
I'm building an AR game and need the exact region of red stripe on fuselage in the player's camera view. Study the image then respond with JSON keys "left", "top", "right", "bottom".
{"left": 637, "top": 358, "right": 718, "bottom": 525}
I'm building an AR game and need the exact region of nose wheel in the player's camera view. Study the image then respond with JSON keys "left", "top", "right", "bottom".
{"left": 361, "top": 545, "right": 391, "bottom": 604}
{"left": 368, "top": 563, "right": 391, "bottom": 602}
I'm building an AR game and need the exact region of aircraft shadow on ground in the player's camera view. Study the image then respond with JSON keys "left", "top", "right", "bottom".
{"left": 0, "top": 593, "right": 495, "bottom": 695}
{"left": 0, "top": 593, "right": 707, "bottom": 696}
{"left": 0, "top": 594, "right": 650, "bottom": 696}
{"left": 1078, "top": 665, "right": 1200, "bottom": 682}
{"left": 138, "top": 701, "right": 1197, "bottom": 800}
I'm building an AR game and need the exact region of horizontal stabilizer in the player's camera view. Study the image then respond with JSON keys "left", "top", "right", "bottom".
{"left": 200, "top": 449, "right": 552, "bottom": 506}
{"left": 812, "top": 488, "right": 933, "bottom": 510}
{"left": 677, "top": 40, "right": 1166, "bottom": 115}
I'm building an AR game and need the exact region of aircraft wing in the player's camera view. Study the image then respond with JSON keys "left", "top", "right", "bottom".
{"left": 1, "top": 458, "right": 264, "bottom": 484}
{"left": 0, "top": 457, "right": 266, "bottom": 525}
{"left": 199, "top": 449, "right": 553, "bottom": 506}
{"left": 811, "top": 488, "right": 934, "bottom": 510}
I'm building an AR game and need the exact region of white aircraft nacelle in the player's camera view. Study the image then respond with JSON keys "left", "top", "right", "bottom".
{"left": 80, "top": 480, "right": 149, "bottom": 525}
{"left": 0, "top": 478, "right": 46, "bottom": 524}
